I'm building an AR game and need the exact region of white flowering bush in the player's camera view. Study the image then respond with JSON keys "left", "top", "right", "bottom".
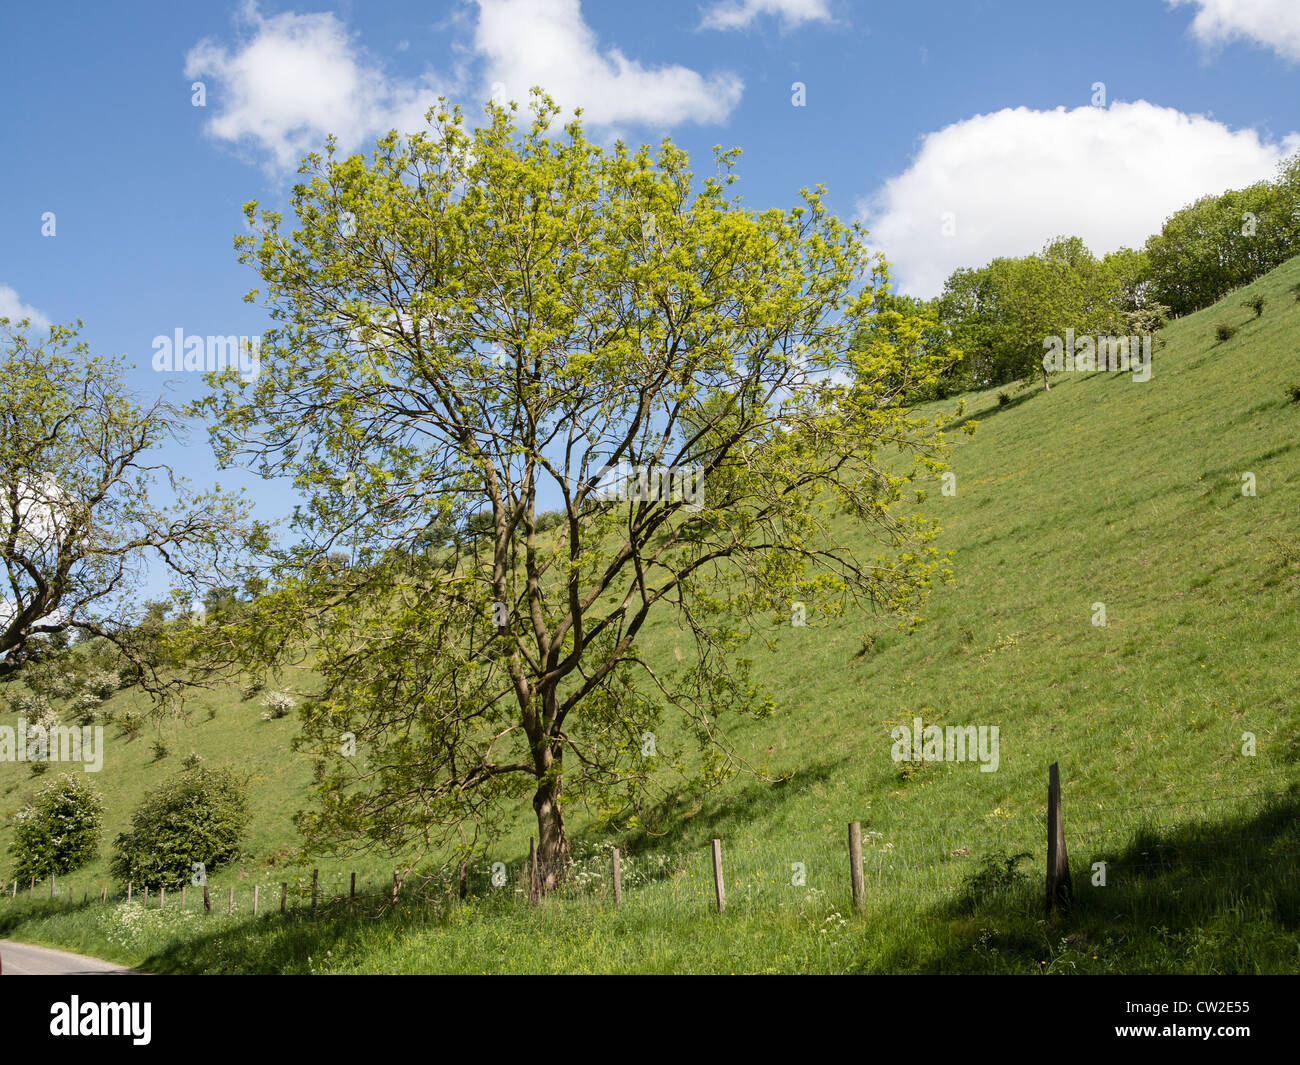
{"left": 8, "top": 772, "right": 104, "bottom": 879}
{"left": 260, "top": 690, "right": 296, "bottom": 720}
{"left": 10, "top": 691, "right": 54, "bottom": 720}
{"left": 70, "top": 691, "right": 103, "bottom": 725}
{"left": 85, "top": 671, "right": 120, "bottom": 700}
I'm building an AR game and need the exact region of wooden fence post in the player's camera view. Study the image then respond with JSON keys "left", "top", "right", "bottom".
{"left": 849, "top": 821, "right": 865, "bottom": 913}
{"left": 202, "top": 881, "right": 210, "bottom": 914}
{"left": 68, "top": 885, "right": 73, "bottom": 904}
{"left": 50, "top": 875, "right": 55, "bottom": 900}
{"left": 458, "top": 861, "right": 468, "bottom": 901}
{"left": 127, "top": 881, "right": 132, "bottom": 903}
{"left": 254, "top": 885, "right": 260, "bottom": 917}
{"left": 1046, "top": 761, "right": 1073, "bottom": 916}
{"left": 29, "top": 877, "right": 34, "bottom": 899}
{"left": 311, "top": 869, "right": 318, "bottom": 916}
{"left": 181, "top": 884, "right": 186, "bottom": 910}
{"left": 228, "top": 885, "right": 234, "bottom": 917}
{"left": 101, "top": 884, "right": 107, "bottom": 904}
{"left": 711, "top": 838, "right": 726, "bottom": 915}
{"left": 159, "top": 886, "right": 165, "bottom": 909}
{"left": 392, "top": 871, "right": 399, "bottom": 905}
{"left": 280, "top": 882, "right": 287, "bottom": 915}
{"left": 143, "top": 886, "right": 148, "bottom": 906}
{"left": 528, "top": 838, "right": 539, "bottom": 906}
{"left": 611, "top": 847, "right": 623, "bottom": 909}
{"left": 350, "top": 872, "right": 356, "bottom": 912}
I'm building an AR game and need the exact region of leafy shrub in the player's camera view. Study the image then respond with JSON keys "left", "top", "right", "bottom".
{"left": 8, "top": 773, "right": 104, "bottom": 880}
{"left": 85, "top": 671, "right": 120, "bottom": 700}
{"left": 260, "top": 690, "right": 296, "bottom": 720}
{"left": 958, "top": 851, "right": 1034, "bottom": 913}
{"left": 1244, "top": 295, "right": 1265, "bottom": 318}
{"left": 119, "top": 710, "right": 144, "bottom": 740}
{"left": 70, "top": 691, "right": 103, "bottom": 726}
{"left": 150, "top": 740, "right": 169, "bottom": 762}
{"left": 110, "top": 767, "right": 250, "bottom": 888}
{"left": 997, "top": 392, "right": 1010, "bottom": 407}
{"left": 1215, "top": 323, "right": 1237, "bottom": 342}
{"left": 181, "top": 752, "right": 203, "bottom": 770}
{"left": 1290, "top": 384, "right": 1300, "bottom": 404}
{"left": 239, "top": 680, "right": 263, "bottom": 701}
{"left": 10, "top": 691, "right": 54, "bottom": 720}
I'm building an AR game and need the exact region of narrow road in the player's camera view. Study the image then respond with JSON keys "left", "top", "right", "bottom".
{"left": 0, "top": 939, "right": 141, "bottom": 975}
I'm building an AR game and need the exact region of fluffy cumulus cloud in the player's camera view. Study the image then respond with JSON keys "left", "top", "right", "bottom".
{"left": 184, "top": 1, "right": 450, "bottom": 171}
{"left": 699, "top": 0, "right": 832, "bottom": 31}
{"left": 860, "top": 101, "right": 1300, "bottom": 298}
{"left": 474, "top": 0, "right": 742, "bottom": 127}
{"left": 0, "top": 286, "right": 51, "bottom": 331}
{"left": 1168, "top": 0, "right": 1300, "bottom": 63}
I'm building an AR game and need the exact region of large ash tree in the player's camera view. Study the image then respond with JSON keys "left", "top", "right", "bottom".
{"left": 198, "top": 95, "right": 957, "bottom": 887}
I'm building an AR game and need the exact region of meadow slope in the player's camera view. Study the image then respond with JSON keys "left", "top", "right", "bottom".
{"left": 3, "top": 258, "right": 1299, "bottom": 973}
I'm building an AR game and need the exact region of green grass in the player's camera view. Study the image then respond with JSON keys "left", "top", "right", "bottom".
{"left": 3, "top": 257, "right": 1300, "bottom": 973}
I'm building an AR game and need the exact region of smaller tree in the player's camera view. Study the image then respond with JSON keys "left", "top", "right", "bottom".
{"left": 111, "top": 766, "right": 250, "bottom": 887}
{"left": 8, "top": 773, "right": 104, "bottom": 880}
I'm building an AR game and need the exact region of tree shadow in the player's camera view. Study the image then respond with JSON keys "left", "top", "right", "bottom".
{"left": 880, "top": 784, "right": 1300, "bottom": 973}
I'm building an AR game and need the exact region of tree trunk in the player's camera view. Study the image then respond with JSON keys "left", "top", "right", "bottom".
{"left": 532, "top": 772, "right": 571, "bottom": 893}
{"left": 1042, "top": 364, "right": 1051, "bottom": 391}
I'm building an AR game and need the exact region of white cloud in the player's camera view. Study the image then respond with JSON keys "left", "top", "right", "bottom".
{"left": 859, "top": 101, "right": 1300, "bottom": 298}
{"left": 474, "top": 0, "right": 742, "bottom": 127}
{"left": 0, "top": 286, "right": 51, "bottom": 331}
{"left": 184, "top": 1, "right": 451, "bottom": 171}
{"left": 699, "top": 0, "right": 832, "bottom": 31}
{"left": 1168, "top": 0, "right": 1300, "bottom": 63}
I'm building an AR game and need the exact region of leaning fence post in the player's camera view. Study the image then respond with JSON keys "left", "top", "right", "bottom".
{"left": 611, "top": 847, "right": 623, "bottom": 908}
{"left": 528, "top": 838, "right": 540, "bottom": 906}
{"left": 848, "top": 821, "right": 865, "bottom": 913}
{"left": 711, "top": 838, "right": 726, "bottom": 915}
{"left": 1046, "top": 761, "right": 1073, "bottom": 915}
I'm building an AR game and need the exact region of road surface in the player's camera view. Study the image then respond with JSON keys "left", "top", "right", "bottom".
{"left": 0, "top": 939, "right": 141, "bottom": 975}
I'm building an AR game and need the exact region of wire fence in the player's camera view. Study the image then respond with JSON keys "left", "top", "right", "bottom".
{"left": 6, "top": 768, "right": 1297, "bottom": 921}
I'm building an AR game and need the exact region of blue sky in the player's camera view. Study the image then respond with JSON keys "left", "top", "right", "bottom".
{"left": 2, "top": 0, "right": 1298, "bottom": 598}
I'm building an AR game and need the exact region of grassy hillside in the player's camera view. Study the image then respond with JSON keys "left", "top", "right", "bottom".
{"left": 3, "top": 258, "right": 1299, "bottom": 973}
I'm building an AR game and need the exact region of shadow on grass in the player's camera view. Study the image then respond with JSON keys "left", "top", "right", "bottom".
{"left": 877, "top": 784, "right": 1300, "bottom": 974}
